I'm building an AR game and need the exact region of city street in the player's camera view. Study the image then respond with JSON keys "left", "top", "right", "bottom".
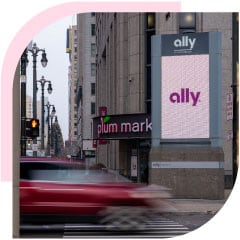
{"left": 20, "top": 213, "right": 215, "bottom": 238}
{"left": 9, "top": 12, "right": 238, "bottom": 239}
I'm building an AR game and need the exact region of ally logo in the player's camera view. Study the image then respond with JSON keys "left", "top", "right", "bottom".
{"left": 169, "top": 88, "right": 200, "bottom": 106}
{"left": 174, "top": 36, "right": 196, "bottom": 50}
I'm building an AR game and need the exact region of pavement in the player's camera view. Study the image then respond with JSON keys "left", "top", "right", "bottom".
{"left": 162, "top": 189, "right": 232, "bottom": 215}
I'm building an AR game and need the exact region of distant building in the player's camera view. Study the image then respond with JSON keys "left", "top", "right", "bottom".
{"left": 66, "top": 25, "right": 78, "bottom": 156}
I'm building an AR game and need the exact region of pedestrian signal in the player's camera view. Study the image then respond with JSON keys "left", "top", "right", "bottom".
{"left": 26, "top": 118, "right": 40, "bottom": 138}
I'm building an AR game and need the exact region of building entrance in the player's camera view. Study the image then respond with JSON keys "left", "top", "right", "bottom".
{"left": 126, "top": 140, "right": 150, "bottom": 184}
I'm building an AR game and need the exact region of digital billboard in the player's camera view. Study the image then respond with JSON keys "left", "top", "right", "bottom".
{"left": 161, "top": 54, "right": 209, "bottom": 139}
{"left": 151, "top": 32, "right": 221, "bottom": 144}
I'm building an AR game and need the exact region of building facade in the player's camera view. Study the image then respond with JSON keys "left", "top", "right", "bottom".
{"left": 76, "top": 13, "right": 96, "bottom": 163}
{"left": 94, "top": 13, "right": 238, "bottom": 199}
{"left": 66, "top": 25, "right": 79, "bottom": 156}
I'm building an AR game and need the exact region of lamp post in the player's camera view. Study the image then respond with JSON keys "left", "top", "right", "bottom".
{"left": 27, "top": 42, "right": 48, "bottom": 156}
{"left": 20, "top": 48, "right": 28, "bottom": 156}
{"left": 45, "top": 102, "right": 56, "bottom": 156}
{"left": 37, "top": 76, "right": 53, "bottom": 151}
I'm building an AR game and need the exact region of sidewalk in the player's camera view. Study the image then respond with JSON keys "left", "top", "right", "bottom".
{"left": 162, "top": 189, "right": 231, "bottom": 215}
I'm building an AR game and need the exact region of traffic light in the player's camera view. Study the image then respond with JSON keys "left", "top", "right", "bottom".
{"left": 26, "top": 118, "right": 40, "bottom": 138}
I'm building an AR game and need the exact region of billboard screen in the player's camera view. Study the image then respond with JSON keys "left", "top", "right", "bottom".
{"left": 161, "top": 54, "right": 209, "bottom": 139}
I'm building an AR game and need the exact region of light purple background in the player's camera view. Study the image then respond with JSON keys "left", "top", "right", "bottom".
{"left": 161, "top": 55, "right": 209, "bottom": 139}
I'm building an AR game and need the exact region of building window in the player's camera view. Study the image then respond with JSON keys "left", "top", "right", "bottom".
{"left": 91, "top": 63, "right": 96, "bottom": 76}
{"left": 145, "top": 13, "right": 156, "bottom": 114}
{"left": 147, "top": 13, "right": 155, "bottom": 29}
{"left": 91, "top": 43, "right": 96, "bottom": 57}
{"left": 179, "top": 13, "right": 196, "bottom": 33}
{"left": 91, "top": 102, "right": 95, "bottom": 115}
{"left": 91, "top": 24, "right": 96, "bottom": 36}
{"left": 91, "top": 83, "right": 95, "bottom": 95}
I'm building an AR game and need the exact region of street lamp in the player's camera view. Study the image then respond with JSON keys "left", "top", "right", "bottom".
{"left": 20, "top": 48, "right": 28, "bottom": 156}
{"left": 45, "top": 102, "right": 56, "bottom": 155}
{"left": 27, "top": 42, "right": 48, "bottom": 118}
{"left": 37, "top": 76, "right": 53, "bottom": 151}
{"left": 27, "top": 42, "right": 48, "bottom": 156}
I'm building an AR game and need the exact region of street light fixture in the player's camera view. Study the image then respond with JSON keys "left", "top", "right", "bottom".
{"left": 37, "top": 76, "right": 53, "bottom": 151}
{"left": 27, "top": 42, "right": 48, "bottom": 118}
{"left": 27, "top": 42, "right": 48, "bottom": 157}
{"left": 45, "top": 102, "right": 56, "bottom": 156}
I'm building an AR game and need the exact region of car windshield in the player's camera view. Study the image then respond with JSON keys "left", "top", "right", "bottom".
{"left": 20, "top": 162, "right": 131, "bottom": 183}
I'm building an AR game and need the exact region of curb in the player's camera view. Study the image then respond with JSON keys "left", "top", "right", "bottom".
{"left": 161, "top": 210, "right": 218, "bottom": 216}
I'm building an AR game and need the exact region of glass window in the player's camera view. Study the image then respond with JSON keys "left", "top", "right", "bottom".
{"left": 91, "top": 24, "right": 96, "bottom": 36}
{"left": 91, "top": 83, "right": 95, "bottom": 95}
{"left": 147, "top": 13, "right": 155, "bottom": 29}
{"left": 179, "top": 13, "right": 196, "bottom": 33}
{"left": 91, "top": 63, "right": 96, "bottom": 76}
{"left": 91, "top": 102, "right": 95, "bottom": 115}
{"left": 91, "top": 43, "right": 96, "bottom": 57}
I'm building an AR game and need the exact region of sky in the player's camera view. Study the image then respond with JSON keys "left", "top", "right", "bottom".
{"left": 26, "top": 15, "right": 76, "bottom": 142}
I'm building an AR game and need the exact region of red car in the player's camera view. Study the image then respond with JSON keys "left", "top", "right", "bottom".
{"left": 20, "top": 158, "right": 171, "bottom": 230}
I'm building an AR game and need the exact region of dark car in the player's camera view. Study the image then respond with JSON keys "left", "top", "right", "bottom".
{"left": 20, "top": 158, "right": 171, "bottom": 230}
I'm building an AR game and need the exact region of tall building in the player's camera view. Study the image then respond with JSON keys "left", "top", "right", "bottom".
{"left": 76, "top": 13, "right": 96, "bottom": 163}
{"left": 94, "top": 13, "right": 238, "bottom": 199}
{"left": 66, "top": 25, "right": 79, "bottom": 156}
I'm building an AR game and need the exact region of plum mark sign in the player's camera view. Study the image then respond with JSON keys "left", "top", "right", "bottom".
{"left": 93, "top": 114, "right": 152, "bottom": 139}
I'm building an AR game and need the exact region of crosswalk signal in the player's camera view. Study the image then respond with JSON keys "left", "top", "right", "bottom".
{"left": 26, "top": 118, "right": 40, "bottom": 138}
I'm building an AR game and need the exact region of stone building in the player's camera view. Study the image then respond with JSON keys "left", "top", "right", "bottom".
{"left": 66, "top": 25, "right": 78, "bottom": 156}
{"left": 93, "top": 13, "right": 238, "bottom": 199}
{"left": 76, "top": 13, "right": 96, "bottom": 163}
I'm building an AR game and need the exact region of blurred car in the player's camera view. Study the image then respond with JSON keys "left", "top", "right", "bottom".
{"left": 20, "top": 158, "right": 171, "bottom": 230}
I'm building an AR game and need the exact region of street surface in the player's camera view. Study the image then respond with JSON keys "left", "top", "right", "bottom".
{"left": 20, "top": 213, "right": 215, "bottom": 238}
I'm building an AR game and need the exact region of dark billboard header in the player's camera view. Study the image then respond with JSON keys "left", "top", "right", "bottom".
{"left": 161, "top": 32, "right": 209, "bottom": 56}
{"left": 93, "top": 113, "right": 152, "bottom": 139}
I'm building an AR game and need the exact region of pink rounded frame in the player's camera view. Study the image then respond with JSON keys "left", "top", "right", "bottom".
{"left": 1, "top": 2, "right": 181, "bottom": 181}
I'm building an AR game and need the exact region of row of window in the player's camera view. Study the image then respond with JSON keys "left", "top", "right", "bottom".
{"left": 76, "top": 102, "right": 95, "bottom": 115}
{"left": 73, "top": 43, "right": 96, "bottom": 57}
{"left": 74, "top": 82, "right": 95, "bottom": 93}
